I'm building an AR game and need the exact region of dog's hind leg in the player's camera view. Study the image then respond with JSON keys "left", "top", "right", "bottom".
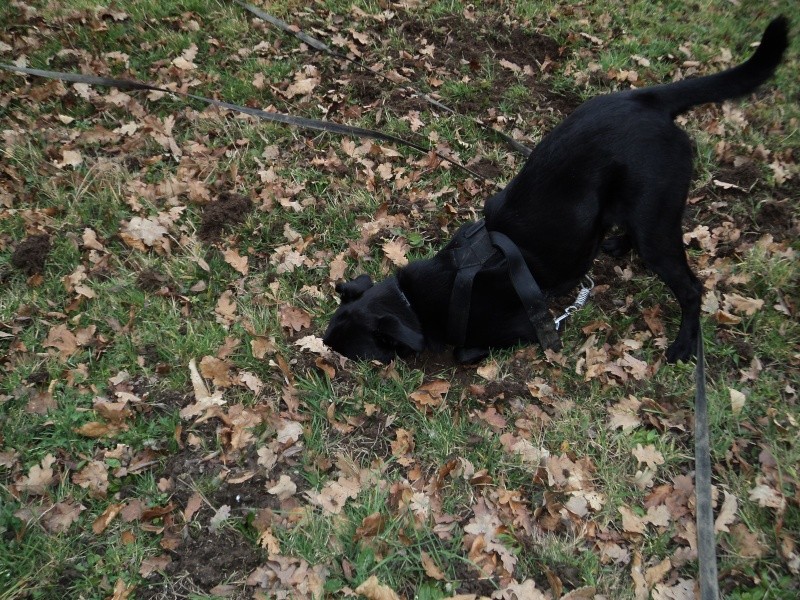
{"left": 633, "top": 223, "right": 703, "bottom": 363}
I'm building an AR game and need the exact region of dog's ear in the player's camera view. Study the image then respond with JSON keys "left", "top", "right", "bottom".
{"left": 335, "top": 274, "right": 373, "bottom": 303}
{"left": 377, "top": 315, "right": 425, "bottom": 352}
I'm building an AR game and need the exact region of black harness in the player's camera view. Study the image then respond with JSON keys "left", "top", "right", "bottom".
{"left": 447, "top": 219, "right": 561, "bottom": 352}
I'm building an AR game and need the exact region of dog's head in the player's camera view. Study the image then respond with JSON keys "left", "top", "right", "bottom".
{"left": 323, "top": 274, "right": 425, "bottom": 363}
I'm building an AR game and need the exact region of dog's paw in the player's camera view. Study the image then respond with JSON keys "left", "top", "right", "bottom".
{"left": 455, "top": 347, "right": 489, "bottom": 364}
{"left": 602, "top": 234, "right": 633, "bottom": 257}
{"left": 666, "top": 339, "right": 696, "bottom": 363}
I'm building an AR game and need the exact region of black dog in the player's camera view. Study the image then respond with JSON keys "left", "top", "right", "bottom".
{"left": 324, "top": 17, "right": 789, "bottom": 364}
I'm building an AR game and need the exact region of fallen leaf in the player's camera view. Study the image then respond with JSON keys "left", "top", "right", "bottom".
{"left": 92, "top": 502, "right": 123, "bottom": 534}
{"left": 54, "top": 149, "right": 83, "bottom": 169}
{"left": 619, "top": 505, "right": 646, "bottom": 534}
{"left": 280, "top": 305, "right": 312, "bottom": 332}
{"left": 729, "top": 388, "right": 746, "bottom": 415}
{"left": 17, "top": 454, "right": 57, "bottom": 495}
{"left": 409, "top": 379, "right": 450, "bottom": 409}
{"left": 632, "top": 444, "right": 665, "bottom": 471}
{"left": 420, "top": 551, "right": 445, "bottom": 580}
{"left": 209, "top": 504, "right": 231, "bottom": 531}
{"left": 222, "top": 248, "right": 249, "bottom": 275}
{"left": 355, "top": 575, "right": 401, "bottom": 600}
{"left": 267, "top": 475, "right": 297, "bottom": 501}
{"left": 42, "top": 499, "right": 85, "bottom": 533}
{"left": 382, "top": 238, "right": 409, "bottom": 267}
{"left": 715, "top": 491, "right": 738, "bottom": 533}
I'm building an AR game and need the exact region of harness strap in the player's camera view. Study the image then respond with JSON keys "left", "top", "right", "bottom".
{"left": 448, "top": 221, "right": 497, "bottom": 347}
{"left": 447, "top": 220, "right": 561, "bottom": 352}
{"left": 489, "top": 231, "right": 562, "bottom": 352}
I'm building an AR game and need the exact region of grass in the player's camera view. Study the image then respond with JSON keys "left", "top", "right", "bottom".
{"left": 1, "top": 0, "right": 799, "bottom": 598}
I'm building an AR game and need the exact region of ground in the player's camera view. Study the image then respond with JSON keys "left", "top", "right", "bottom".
{"left": 0, "top": 1, "right": 798, "bottom": 599}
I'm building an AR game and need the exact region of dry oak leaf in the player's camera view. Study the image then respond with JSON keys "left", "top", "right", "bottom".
{"left": 267, "top": 474, "right": 297, "bottom": 501}
{"left": 382, "top": 238, "right": 409, "bottom": 267}
{"left": 139, "top": 554, "right": 172, "bottom": 578}
{"left": 714, "top": 490, "right": 738, "bottom": 533}
{"left": 210, "top": 504, "right": 231, "bottom": 531}
{"left": 17, "top": 454, "right": 57, "bottom": 495}
{"left": 222, "top": 247, "right": 249, "bottom": 275}
{"left": 420, "top": 551, "right": 445, "bottom": 580}
{"left": 122, "top": 217, "right": 169, "bottom": 248}
{"left": 355, "top": 575, "right": 401, "bottom": 600}
{"left": 215, "top": 289, "right": 238, "bottom": 328}
{"left": 632, "top": 444, "right": 665, "bottom": 471}
{"left": 355, "top": 512, "right": 386, "bottom": 540}
{"left": 75, "top": 421, "right": 126, "bottom": 438}
{"left": 280, "top": 304, "right": 312, "bottom": 332}
{"left": 72, "top": 460, "right": 109, "bottom": 498}
{"left": 42, "top": 499, "right": 86, "bottom": 533}
{"left": 199, "top": 355, "right": 233, "bottom": 388}
{"left": 290, "top": 335, "right": 325, "bottom": 356}
{"left": 409, "top": 379, "right": 450, "bottom": 409}
{"left": 54, "top": 149, "right": 83, "bottom": 169}
{"left": 43, "top": 324, "right": 79, "bottom": 359}
{"left": 725, "top": 293, "right": 764, "bottom": 315}
{"left": 749, "top": 480, "right": 786, "bottom": 511}
{"left": 619, "top": 505, "right": 646, "bottom": 534}
{"left": 608, "top": 395, "right": 642, "bottom": 431}
{"left": 729, "top": 388, "right": 746, "bottom": 415}
{"left": 308, "top": 475, "right": 361, "bottom": 515}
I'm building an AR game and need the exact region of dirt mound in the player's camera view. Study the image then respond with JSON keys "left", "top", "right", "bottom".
{"left": 198, "top": 193, "right": 254, "bottom": 241}
{"left": 11, "top": 234, "right": 51, "bottom": 275}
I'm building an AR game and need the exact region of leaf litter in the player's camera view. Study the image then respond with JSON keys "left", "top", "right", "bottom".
{"left": 0, "top": 0, "right": 798, "bottom": 598}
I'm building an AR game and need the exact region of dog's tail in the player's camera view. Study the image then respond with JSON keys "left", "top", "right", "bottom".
{"left": 638, "top": 16, "right": 789, "bottom": 118}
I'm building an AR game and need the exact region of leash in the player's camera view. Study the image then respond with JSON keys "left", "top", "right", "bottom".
{"left": 694, "top": 327, "right": 720, "bottom": 599}
{"left": 0, "top": 63, "right": 490, "bottom": 183}
{"left": 230, "top": 0, "right": 533, "bottom": 158}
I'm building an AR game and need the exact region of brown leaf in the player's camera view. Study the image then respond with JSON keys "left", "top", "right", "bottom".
{"left": 215, "top": 290, "right": 238, "bottom": 327}
{"left": 183, "top": 492, "right": 203, "bottom": 523}
{"left": 631, "top": 444, "right": 665, "bottom": 471}
{"left": 17, "top": 454, "right": 57, "bottom": 496}
{"left": 420, "top": 551, "right": 445, "bottom": 580}
{"left": 619, "top": 505, "right": 646, "bottom": 534}
{"left": 714, "top": 491, "right": 738, "bottom": 533}
{"left": 222, "top": 248, "right": 249, "bottom": 275}
{"left": 72, "top": 460, "right": 109, "bottom": 498}
{"left": 355, "top": 512, "right": 386, "bottom": 540}
{"left": 44, "top": 324, "right": 78, "bottom": 359}
{"left": 382, "top": 238, "right": 409, "bottom": 267}
{"left": 409, "top": 379, "right": 450, "bottom": 409}
{"left": 92, "top": 502, "right": 123, "bottom": 534}
{"left": 267, "top": 475, "right": 297, "bottom": 501}
{"left": 199, "top": 355, "right": 233, "bottom": 387}
{"left": 354, "top": 575, "right": 401, "bottom": 600}
{"left": 139, "top": 554, "right": 172, "bottom": 577}
{"left": 75, "top": 421, "right": 126, "bottom": 438}
{"left": 42, "top": 500, "right": 85, "bottom": 533}
{"left": 280, "top": 305, "right": 312, "bottom": 332}
{"left": 122, "top": 217, "right": 168, "bottom": 248}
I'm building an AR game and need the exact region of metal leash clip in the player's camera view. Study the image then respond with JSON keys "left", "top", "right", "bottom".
{"left": 554, "top": 275, "right": 594, "bottom": 330}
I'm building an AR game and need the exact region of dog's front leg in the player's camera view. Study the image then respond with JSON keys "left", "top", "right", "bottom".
{"left": 454, "top": 346, "right": 490, "bottom": 364}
